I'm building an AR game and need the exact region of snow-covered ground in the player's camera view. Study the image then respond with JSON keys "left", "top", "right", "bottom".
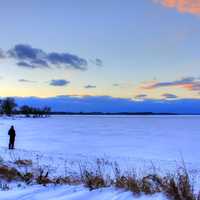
{"left": 0, "top": 185, "right": 166, "bottom": 200}
{"left": 0, "top": 115, "right": 199, "bottom": 169}
{"left": 0, "top": 115, "right": 199, "bottom": 199}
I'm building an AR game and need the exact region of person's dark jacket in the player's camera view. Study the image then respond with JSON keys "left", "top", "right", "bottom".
{"left": 8, "top": 128, "right": 16, "bottom": 141}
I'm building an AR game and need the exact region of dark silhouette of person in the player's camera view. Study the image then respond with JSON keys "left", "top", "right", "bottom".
{"left": 8, "top": 126, "right": 16, "bottom": 149}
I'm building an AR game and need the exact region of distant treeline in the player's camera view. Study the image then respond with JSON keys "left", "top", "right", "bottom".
{"left": 0, "top": 97, "right": 51, "bottom": 117}
{"left": 50, "top": 112, "right": 178, "bottom": 115}
{"left": 0, "top": 97, "right": 181, "bottom": 117}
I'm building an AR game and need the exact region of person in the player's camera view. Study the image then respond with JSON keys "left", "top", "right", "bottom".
{"left": 8, "top": 126, "right": 16, "bottom": 149}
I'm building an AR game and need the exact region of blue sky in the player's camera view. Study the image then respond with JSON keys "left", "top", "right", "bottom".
{"left": 1, "top": 0, "right": 200, "bottom": 112}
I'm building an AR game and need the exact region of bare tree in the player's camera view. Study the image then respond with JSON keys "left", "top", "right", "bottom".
{"left": 1, "top": 98, "right": 17, "bottom": 116}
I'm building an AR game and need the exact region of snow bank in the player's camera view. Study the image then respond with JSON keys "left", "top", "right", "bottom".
{"left": 0, "top": 185, "right": 167, "bottom": 200}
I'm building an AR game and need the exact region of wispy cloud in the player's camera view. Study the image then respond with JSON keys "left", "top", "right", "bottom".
{"left": 50, "top": 79, "right": 70, "bottom": 86}
{"left": 92, "top": 58, "right": 103, "bottom": 66}
{"left": 154, "top": 0, "right": 200, "bottom": 15}
{"left": 17, "top": 61, "right": 48, "bottom": 69}
{"left": 134, "top": 94, "right": 148, "bottom": 100}
{"left": 141, "top": 77, "right": 200, "bottom": 91}
{"left": 113, "top": 83, "right": 120, "bottom": 87}
{"left": 18, "top": 79, "right": 36, "bottom": 83}
{"left": 162, "top": 93, "right": 178, "bottom": 99}
{"left": 84, "top": 85, "right": 96, "bottom": 89}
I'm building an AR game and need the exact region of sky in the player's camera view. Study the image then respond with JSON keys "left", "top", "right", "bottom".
{"left": 1, "top": 0, "right": 200, "bottom": 112}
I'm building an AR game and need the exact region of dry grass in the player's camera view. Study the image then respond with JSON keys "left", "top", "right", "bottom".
{"left": 113, "top": 164, "right": 160, "bottom": 195}
{"left": 14, "top": 159, "right": 32, "bottom": 166}
{"left": 35, "top": 169, "right": 52, "bottom": 185}
{"left": 0, "top": 159, "right": 199, "bottom": 200}
{"left": 160, "top": 171, "right": 196, "bottom": 200}
{"left": 21, "top": 172, "right": 34, "bottom": 184}
{"left": 53, "top": 176, "right": 81, "bottom": 185}
{"left": 113, "top": 168, "right": 197, "bottom": 199}
{"left": 81, "top": 169, "right": 108, "bottom": 190}
{"left": 0, "top": 165, "right": 22, "bottom": 182}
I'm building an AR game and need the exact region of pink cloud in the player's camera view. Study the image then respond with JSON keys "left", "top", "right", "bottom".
{"left": 154, "top": 0, "right": 200, "bottom": 15}
{"left": 140, "top": 77, "right": 200, "bottom": 91}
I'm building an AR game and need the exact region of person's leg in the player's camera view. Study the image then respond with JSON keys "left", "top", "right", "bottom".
{"left": 9, "top": 138, "right": 14, "bottom": 149}
{"left": 9, "top": 140, "right": 11, "bottom": 149}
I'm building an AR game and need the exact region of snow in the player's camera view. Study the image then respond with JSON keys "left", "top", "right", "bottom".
{"left": 0, "top": 115, "right": 198, "bottom": 159}
{"left": 0, "top": 115, "right": 199, "bottom": 199}
{"left": 0, "top": 115, "right": 199, "bottom": 170}
{"left": 0, "top": 185, "right": 166, "bottom": 200}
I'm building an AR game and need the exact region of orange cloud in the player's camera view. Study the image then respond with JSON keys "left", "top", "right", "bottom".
{"left": 140, "top": 77, "right": 200, "bottom": 91}
{"left": 155, "top": 0, "right": 200, "bottom": 15}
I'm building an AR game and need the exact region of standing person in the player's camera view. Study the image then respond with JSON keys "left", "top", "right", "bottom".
{"left": 8, "top": 126, "right": 16, "bottom": 149}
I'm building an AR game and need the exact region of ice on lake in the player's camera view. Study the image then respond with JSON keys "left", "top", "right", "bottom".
{"left": 0, "top": 115, "right": 199, "bottom": 169}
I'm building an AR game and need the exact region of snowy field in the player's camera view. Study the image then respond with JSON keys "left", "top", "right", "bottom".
{"left": 0, "top": 115, "right": 199, "bottom": 167}
{"left": 0, "top": 115, "right": 199, "bottom": 200}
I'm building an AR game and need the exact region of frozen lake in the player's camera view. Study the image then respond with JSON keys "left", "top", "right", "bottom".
{"left": 0, "top": 115, "right": 199, "bottom": 165}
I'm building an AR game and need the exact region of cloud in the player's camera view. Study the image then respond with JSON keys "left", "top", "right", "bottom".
{"left": 134, "top": 94, "right": 148, "bottom": 100}
{"left": 18, "top": 79, "right": 36, "bottom": 83}
{"left": 47, "top": 52, "right": 87, "bottom": 70}
{"left": 17, "top": 61, "right": 48, "bottom": 69}
{"left": 113, "top": 83, "right": 120, "bottom": 87}
{"left": 142, "top": 77, "right": 200, "bottom": 91}
{"left": 17, "top": 61, "right": 35, "bottom": 68}
{"left": 189, "top": 82, "right": 200, "bottom": 91}
{"left": 154, "top": 0, "right": 200, "bottom": 15}
{"left": 84, "top": 85, "right": 96, "bottom": 89}
{"left": 94, "top": 58, "right": 103, "bottom": 66}
{"left": 95, "top": 58, "right": 103, "bottom": 66}
{"left": 50, "top": 79, "right": 70, "bottom": 86}
{"left": 31, "top": 59, "right": 49, "bottom": 67}
{"left": 6, "top": 44, "right": 88, "bottom": 70}
{"left": 90, "top": 58, "right": 103, "bottom": 66}
{"left": 0, "top": 49, "right": 5, "bottom": 58}
{"left": 1, "top": 44, "right": 103, "bottom": 70}
{"left": 12, "top": 95, "right": 200, "bottom": 114}
{"left": 8, "top": 44, "right": 45, "bottom": 60}
{"left": 162, "top": 93, "right": 178, "bottom": 99}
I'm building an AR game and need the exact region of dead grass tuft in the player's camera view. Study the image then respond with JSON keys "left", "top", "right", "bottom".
{"left": 0, "top": 165, "right": 21, "bottom": 182}
{"left": 0, "top": 158, "right": 198, "bottom": 200}
{"left": 15, "top": 159, "right": 32, "bottom": 166}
